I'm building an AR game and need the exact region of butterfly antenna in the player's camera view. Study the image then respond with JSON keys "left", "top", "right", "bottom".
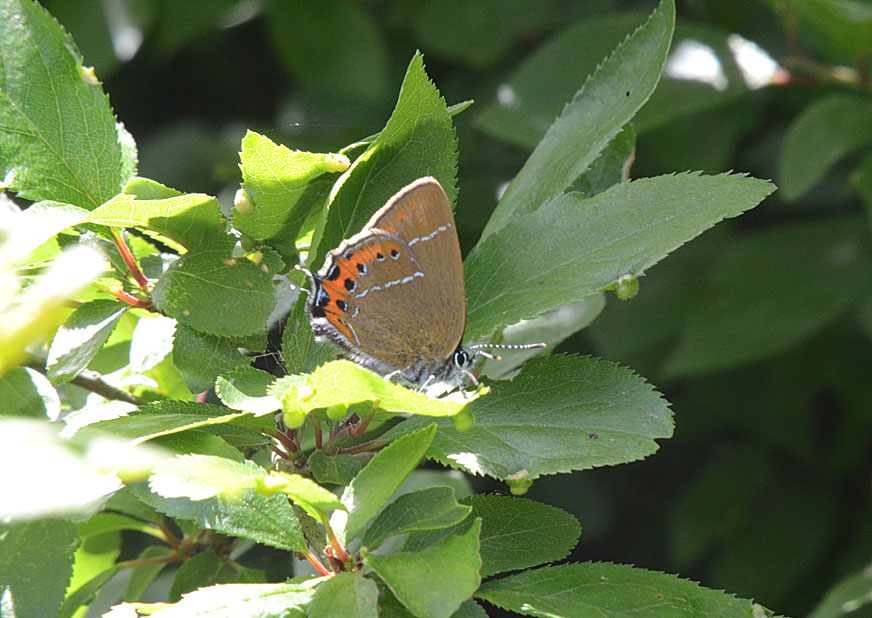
{"left": 469, "top": 342, "right": 547, "bottom": 353}
{"left": 293, "top": 264, "right": 314, "bottom": 296}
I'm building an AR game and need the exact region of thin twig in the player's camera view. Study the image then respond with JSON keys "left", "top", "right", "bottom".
{"left": 115, "top": 553, "right": 180, "bottom": 570}
{"left": 26, "top": 361, "right": 144, "bottom": 406}
{"left": 312, "top": 415, "right": 323, "bottom": 450}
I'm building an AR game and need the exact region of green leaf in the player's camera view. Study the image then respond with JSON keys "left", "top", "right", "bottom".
{"left": 152, "top": 247, "right": 275, "bottom": 337}
{"left": 0, "top": 1, "right": 128, "bottom": 208}
{"left": 381, "top": 355, "right": 673, "bottom": 481}
{"left": 779, "top": 94, "right": 872, "bottom": 201}
{"left": 335, "top": 424, "right": 437, "bottom": 544}
{"left": 56, "top": 565, "right": 119, "bottom": 618}
{"left": 412, "top": 1, "right": 587, "bottom": 72}
{"left": 169, "top": 551, "right": 236, "bottom": 602}
{"left": 363, "top": 486, "right": 472, "bottom": 550}
{"left": 664, "top": 215, "right": 872, "bottom": 376}
{"left": 77, "top": 511, "right": 158, "bottom": 538}
{"left": 0, "top": 418, "right": 177, "bottom": 521}
{"left": 267, "top": 0, "right": 387, "bottom": 101}
{"left": 404, "top": 494, "right": 581, "bottom": 577}
{"left": 150, "top": 430, "right": 246, "bottom": 460}
{"left": 477, "top": 562, "right": 771, "bottom": 617}
{"left": 480, "top": 0, "right": 675, "bottom": 239}
{"left": 111, "top": 580, "right": 321, "bottom": 618}
{"left": 481, "top": 295, "right": 605, "bottom": 381}
{"left": 133, "top": 482, "right": 307, "bottom": 552}
{"left": 149, "top": 454, "right": 270, "bottom": 501}
{"left": 103, "top": 486, "right": 161, "bottom": 524}
{"left": 281, "top": 297, "right": 338, "bottom": 374}
{"left": 215, "top": 366, "right": 282, "bottom": 415}
{"left": 0, "top": 518, "right": 78, "bottom": 618}
{"left": 236, "top": 131, "right": 347, "bottom": 241}
{"left": 123, "top": 176, "right": 184, "bottom": 200}
{"left": 273, "top": 360, "right": 468, "bottom": 420}
{"left": 309, "top": 52, "right": 457, "bottom": 269}
{"left": 2, "top": 201, "right": 89, "bottom": 261}
{"left": 569, "top": 125, "right": 636, "bottom": 196}
{"left": 129, "top": 315, "right": 177, "bottom": 374}
{"left": 1, "top": 242, "right": 105, "bottom": 371}
{"left": 85, "top": 192, "right": 224, "bottom": 250}
{"left": 464, "top": 172, "right": 775, "bottom": 340}
{"left": 452, "top": 599, "right": 489, "bottom": 618}
{"left": 793, "top": 0, "right": 872, "bottom": 59}
{"left": 273, "top": 472, "right": 345, "bottom": 519}
{"left": 808, "top": 562, "right": 872, "bottom": 618}
{"left": 363, "top": 518, "right": 481, "bottom": 618}
{"left": 46, "top": 299, "right": 127, "bottom": 384}
{"left": 308, "top": 572, "right": 379, "bottom": 618}
{"left": 307, "top": 451, "right": 363, "bottom": 486}
{"left": 0, "top": 366, "right": 61, "bottom": 419}
{"left": 171, "top": 324, "right": 266, "bottom": 394}
{"left": 149, "top": 453, "right": 343, "bottom": 525}
{"left": 474, "top": 14, "right": 648, "bottom": 149}
{"left": 379, "top": 588, "right": 489, "bottom": 618}
{"left": 73, "top": 400, "right": 271, "bottom": 446}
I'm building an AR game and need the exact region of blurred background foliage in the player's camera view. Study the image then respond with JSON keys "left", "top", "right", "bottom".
{"left": 43, "top": 0, "right": 872, "bottom": 615}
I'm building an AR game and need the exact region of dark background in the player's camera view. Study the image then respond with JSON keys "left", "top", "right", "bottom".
{"left": 45, "top": 1, "right": 872, "bottom": 615}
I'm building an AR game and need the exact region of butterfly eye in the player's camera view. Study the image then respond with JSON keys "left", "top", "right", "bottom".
{"left": 453, "top": 348, "right": 471, "bottom": 369}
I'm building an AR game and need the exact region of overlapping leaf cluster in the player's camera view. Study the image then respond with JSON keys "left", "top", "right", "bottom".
{"left": 0, "top": 0, "right": 782, "bottom": 616}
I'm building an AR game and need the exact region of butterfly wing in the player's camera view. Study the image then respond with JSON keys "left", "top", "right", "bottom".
{"left": 309, "top": 177, "right": 466, "bottom": 372}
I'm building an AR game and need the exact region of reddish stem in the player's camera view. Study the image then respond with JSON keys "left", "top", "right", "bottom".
{"left": 267, "top": 429, "right": 299, "bottom": 454}
{"left": 116, "top": 553, "right": 181, "bottom": 570}
{"left": 112, "top": 228, "right": 151, "bottom": 290}
{"left": 107, "top": 288, "right": 153, "bottom": 309}
{"left": 348, "top": 410, "right": 375, "bottom": 438}
{"left": 337, "top": 439, "right": 383, "bottom": 456}
{"left": 303, "top": 550, "right": 332, "bottom": 576}
{"left": 271, "top": 446, "right": 290, "bottom": 460}
{"left": 322, "top": 518, "right": 350, "bottom": 565}
{"left": 157, "top": 520, "right": 181, "bottom": 550}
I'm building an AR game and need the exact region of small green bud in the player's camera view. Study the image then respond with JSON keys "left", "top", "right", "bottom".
{"left": 240, "top": 234, "right": 258, "bottom": 253}
{"left": 506, "top": 469, "right": 533, "bottom": 495}
{"left": 323, "top": 153, "right": 350, "bottom": 173}
{"left": 234, "top": 188, "right": 254, "bottom": 215}
{"left": 326, "top": 403, "right": 348, "bottom": 420}
{"left": 614, "top": 274, "right": 639, "bottom": 300}
{"left": 258, "top": 473, "right": 289, "bottom": 496}
{"left": 283, "top": 408, "right": 306, "bottom": 429}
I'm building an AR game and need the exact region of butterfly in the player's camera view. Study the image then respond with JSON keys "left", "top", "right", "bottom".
{"left": 301, "top": 177, "right": 543, "bottom": 395}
